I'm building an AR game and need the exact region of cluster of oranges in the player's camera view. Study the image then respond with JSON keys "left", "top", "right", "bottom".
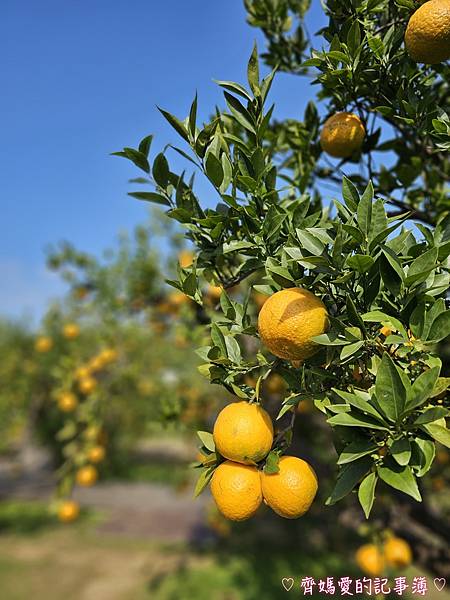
{"left": 319, "top": 1, "right": 450, "bottom": 159}
{"left": 57, "top": 427, "right": 107, "bottom": 523}
{"left": 202, "top": 286, "right": 329, "bottom": 521}
{"left": 207, "top": 401, "right": 318, "bottom": 521}
{"left": 35, "top": 322, "right": 81, "bottom": 354}
{"left": 356, "top": 537, "right": 413, "bottom": 576}
{"left": 55, "top": 347, "right": 118, "bottom": 412}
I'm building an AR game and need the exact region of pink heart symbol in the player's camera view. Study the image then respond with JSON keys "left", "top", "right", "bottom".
{"left": 282, "top": 578, "right": 294, "bottom": 591}
{"left": 434, "top": 578, "right": 446, "bottom": 592}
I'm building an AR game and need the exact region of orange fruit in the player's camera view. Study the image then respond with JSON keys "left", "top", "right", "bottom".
{"left": 35, "top": 336, "right": 53, "bottom": 353}
{"left": 320, "top": 112, "right": 365, "bottom": 158}
{"left": 213, "top": 401, "right": 274, "bottom": 464}
{"left": 57, "top": 392, "right": 78, "bottom": 413}
{"left": 258, "top": 288, "right": 328, "bottom": 362}
{"left": 384, "top": 537, "right": 412, "bottom": 569}
{"left": 355, "top": 544, "right": 385, "bottom": 577}
{"left": 210, "top": 460, "right": 262, "bottom": 521}
{"left": 78, "top": 376, "right": 97, "bottom": 395}
{"left": 58, "top": 500, "right": 80, "bottom": 523}
{"left": 405, "top": 0, "right": 450, "bottom": 64}
{"left": 76, "top": 465, "right": 98, "bottom": 487}
{"left": 63, "top": 323, "right": 80, "bottom": 339}
{"left": 260, "top": 456, "right": 318, "bottom": 518}
{"left": 87, "top": 446, "right": 105, "bottom": 464}
{"left": 74, "top": 365, "right": 91, "bottom": 380}
{"left": 179, "top": 250, "right": 194, "bottom": 268}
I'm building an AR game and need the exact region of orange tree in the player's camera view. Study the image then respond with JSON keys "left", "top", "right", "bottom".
{"left": 116, "top": 0, "right": 450, "bottom": 577}
{"left": 1, "top": 219, "right": 221, "bottom": 520}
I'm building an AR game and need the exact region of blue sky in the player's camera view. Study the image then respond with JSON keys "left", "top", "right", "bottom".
{"left": 1, "top": 1, "right": 327, "bottom": 322}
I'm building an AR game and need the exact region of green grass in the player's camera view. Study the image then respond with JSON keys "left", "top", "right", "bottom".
{"left": 0, "top": 500, "right": 55, "bottom": 535}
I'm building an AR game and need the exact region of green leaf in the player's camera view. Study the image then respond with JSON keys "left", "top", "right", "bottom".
{"left": 224, "top": 336, "right": 242, "bottom": 364}
{"left": 423, "top": 298, "right": 446, "bottom": 339}
{"left": 409, "top": 302, "right": 426, "bottom": 338}
{"left": 346, "top": 295, "right": 366, "bottom": 332}
{"left": 357, "top": 181, "right": 374, "bottom": 235}
{"left": 390, "top": 437, "right": 411, "bottom": 466}
{"left": 152, "top": 153, "right": 169, "bottom": 187}
{"left": 411, "top": 438, "right": 436, "bottom": 477}
{"left": 346, "top": 254, "right": 374, "bottom": 273}
{"left": 327, "top": 412, "right": 388, "bottom": 430}
{"left": 247, "top": 42, "right": 260, "bottom": 95}
{"left": 340, "top": 341, "right": 364, "bottom": 361}
{"left": 362, "top": 311, "right": 407, "bottom": 338}
{"left": 205, "top": 153, "right": 224, "bottom": 187}
{"left": 138, "top": 135, "right": 153, "bottom": 157}
{"left": 422, "top": 422, "right": 450, "bottom": 448}
{"left": 297, "top": 229, "right": 325, "bottom": 254}
{"left": 347, "top": 19, "right": 362, "bottom": 55}
{"left": 358, "top": 472, "right": 377, "bottom": 519}
{"left": 342, "top": 176, "right": 360, "bottom": 211}
{"left": 112, "top": 147, "right": 150, "bottom": 173}
{"left": 194, "top": 466, "right": 215, "bottom": 497}
{"left": 157, "top": 107, "right": 190, "bottom": 142}
{"left": 215, "top": 80, "right": 253, "bottom": 102}
{"left": 332, "top": 389, "right": 386, "bottom": 423}
{"left": 427, "top": 310, "right": 450, "bottom": 342}
{"left": 211, "top": 323, "right": 228, "bottom": 358}
{"left": 430, "top": 377, "right": 450, "bottom": 398}
{"left": 407, "top": 366, "right": 440, "bottom": 411}
{"left": 406, "top": 247, "right": 438, "bottom": 286}
{"left": 264, "top": 450, "right": 280, "bottom": 474}
{"left": 224, "top": 92, "right": 256, "bottom": 134}
{"left": 414, "top": 407, "right": 448, "bottom": 425}
{"left": 375, "top": 353, "right": 407, "bottom": 422}
{"left": 378, "top": 463, "right": 421, "bottom": 501}
{"left": 312, "top": 333, "right": 350, "bottom": 346}
{"left": 197, "top": 431, "right": 216, "bottom": 452}
{"left": 127, "top": 192, "right": 171, "bottom": 206}
{"left": 326, "top": 457, "right": 372, "bottom": 505}
{"left": 338, "top": 440, "right": 378, "bottom": 465}
{"left": 189, "top": 93, "right": 197, "bottom": 138}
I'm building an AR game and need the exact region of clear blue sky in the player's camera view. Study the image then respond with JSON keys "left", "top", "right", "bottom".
{"left": 1, "top": 1, "right": 327, "bottom": 322}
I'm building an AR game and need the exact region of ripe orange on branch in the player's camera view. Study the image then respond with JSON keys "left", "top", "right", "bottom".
{"left": 87, "top": 446, "right": 106, "bottom": 464}
{"left": 405, "top": 0, "right": 450, "bottom": 64}
{"left": 210, "top": 460, "right": 262, "bottom": 521}
{"left": 320, "top": 112, "right": 365, "bottom": 158}
{"left": 63, "top": 323, "right": 80, "bottom": 339}
{"left": 258, "top": 288, "right": 328, "bottom": 362}
{"left": 384, "top": 537, "right": 412, "bottom": 569}
{"left": 58, "top": 500, "right": 80, "bottom": 523}
{"left": 260, "top": 456, "right": 318, "bottom": 519}
{"left": 76, "top": 465, "right": 98, "bottom": 487}
{"left": 213, "top": 401, "right": 274, "bottom": 464}
{"left": 35, "top": 336, "right": 53, "bottom": 353}
{"left": 57, "top": 392, "right": 78, "bottom": 413}
{"left": 355, "top": 544, "right": 385, "bottom": 577}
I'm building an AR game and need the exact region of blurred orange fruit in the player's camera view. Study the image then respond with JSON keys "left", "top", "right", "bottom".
{"left": 355, "top": 544, "right": 384, "bottom": 577}
{"left": 78, "top": 376, "right": 97, "bottom": 395}
{"left": 384, "top": 537, "right": 412, "bottom": 569}
{"left": 58, "top": 500, "right": 80, "bottom": 523}
{"left": 57, "top": 392, "right": 78, "bottom": 413}
{"left": 87, "top": 446, "right": 106, "bottom": 464}
{"left": 35, "top": 336, "right": 53, "bottom": 353}
{"left": 63, "top": 323, "right": 80, "bottom": 339}
{"left": 76, "top": 465, "right": 98, "bottom": 487}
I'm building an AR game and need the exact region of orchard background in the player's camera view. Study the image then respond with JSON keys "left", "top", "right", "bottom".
{"left": 1, "top": 1, "right": 449, "bottom": 599}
